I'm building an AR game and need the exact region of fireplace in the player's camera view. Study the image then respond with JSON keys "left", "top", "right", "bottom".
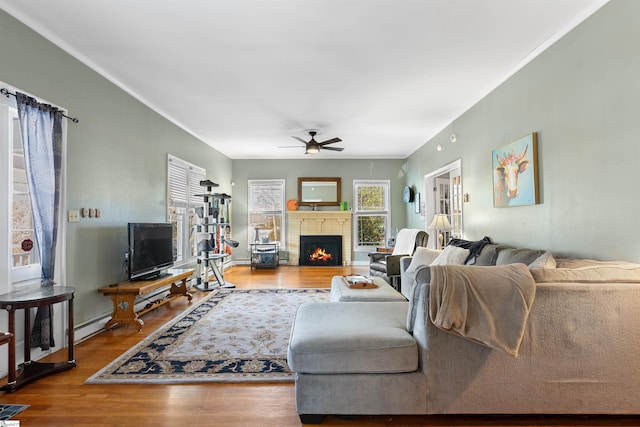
{"left": 287, "top": 211, "right": 352, "bottom": 266}
{"left": 299, "top": 235, "right": 343, "bottom": 266}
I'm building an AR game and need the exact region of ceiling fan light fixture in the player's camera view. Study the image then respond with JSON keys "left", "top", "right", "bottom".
{"left": 286, "top": 130, "right": 343, "bottom": 154}
{"left": 305, "top": 145, "right": 320, "bottom": 154}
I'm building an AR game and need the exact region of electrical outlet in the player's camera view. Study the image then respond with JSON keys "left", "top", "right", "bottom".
{"left": 68, "top": 210, "right": 80, "bottom": 222}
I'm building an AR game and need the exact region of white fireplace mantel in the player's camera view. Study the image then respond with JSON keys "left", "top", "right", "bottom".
{"left": 287, "top": 211, "right": 352, "bottom": 266}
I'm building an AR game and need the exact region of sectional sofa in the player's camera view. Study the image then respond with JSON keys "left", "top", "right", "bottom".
{"left": 287, "top": 240, "right": 640, "bottom": 423}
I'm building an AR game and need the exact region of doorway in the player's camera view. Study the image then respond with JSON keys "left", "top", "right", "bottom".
{"left": 424, "top": 159, "right": 462, "bottom": 249}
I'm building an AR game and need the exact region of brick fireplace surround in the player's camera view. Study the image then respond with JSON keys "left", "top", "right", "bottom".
{"left": 287, "top": 211, "right": 352, "bottom": 266}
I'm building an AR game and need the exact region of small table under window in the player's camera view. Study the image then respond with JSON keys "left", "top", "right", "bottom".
{"left": 250, "top": 242, "right": 280, "bottom": 269}
{"left": 0, "top": 285, "right": 76, "bottom": 392}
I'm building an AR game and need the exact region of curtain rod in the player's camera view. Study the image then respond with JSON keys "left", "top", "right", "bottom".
{"left": 1, "top": 88, "right": 79, "bottom": 123}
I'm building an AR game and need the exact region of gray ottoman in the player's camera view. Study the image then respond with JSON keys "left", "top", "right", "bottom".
{"left": 287, "top": 301, "right": 416, "bottom": 374}
{"left": 330, "top": 275, "right": 406, "bottom": 302}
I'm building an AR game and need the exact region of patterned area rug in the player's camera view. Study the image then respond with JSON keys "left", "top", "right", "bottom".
{"left": 0, "top": 404, "right": 29, "bottom": 420}
{"left": 86, "top": 288, "right": 330, "bottom": 384}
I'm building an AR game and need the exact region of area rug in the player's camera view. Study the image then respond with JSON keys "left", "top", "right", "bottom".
{"left": 0, "top": 404, "right": 29, "bottom": 420}
{"left": 85, "top": 288, "right": 330, "bottom": 384}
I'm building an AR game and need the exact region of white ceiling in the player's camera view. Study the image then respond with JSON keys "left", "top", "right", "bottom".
{"left": 0, "top": 0, "right": 608, "bottom": 159}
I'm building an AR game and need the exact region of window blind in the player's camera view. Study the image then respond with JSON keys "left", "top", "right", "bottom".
{"left": 168, "top": 156, "right": 205, "bottom": 207}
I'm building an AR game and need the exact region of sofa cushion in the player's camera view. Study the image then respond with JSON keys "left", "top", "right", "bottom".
{"left": 528, "top": 251, "right": 556, "bottom": 269}
{"left": 495, "top": 247, "right": 546, "bottom": 266}
{"left": 406, "top": 247, "right": 442, "bottom": 274}
{"left": 431, "top": 245, "right": 470, "bottom": 266}
{"left": 402, "top": 248, "right": 442, "bottom": 300}
{"left": 288, "top": 301, "right": 417, "bottom": 374}
{"left": 475, "top": 244, "right": 511, "bottom": 266}
{"left": 555, "top": 258, "right": 640, "bottom": 269}
{"left": 447, "top": 236, "right": 492, "bottom": 264}
{"left": 531, "top": 259, "right": 640, "bottom": 283}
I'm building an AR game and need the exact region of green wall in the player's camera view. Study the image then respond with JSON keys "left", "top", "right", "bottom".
{"left": 0, "top": 10, "right": 232, "bottom": 325}
{"left": 404, "top": 0, "right": 640, "bottom": 262}
{"left": 231, "top": 158, "right": 405, "bottom": 263}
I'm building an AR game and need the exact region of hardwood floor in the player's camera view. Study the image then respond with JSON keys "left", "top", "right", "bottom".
{"left": 1, "top": 266, "right": 639, "bottom": 426}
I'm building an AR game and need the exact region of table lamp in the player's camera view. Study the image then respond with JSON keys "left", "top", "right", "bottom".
{"left": 250, "top": 213, "right": 265, "bottom": 243}
{"left": 428, "top": 213, "right": 452, "bottom": 249}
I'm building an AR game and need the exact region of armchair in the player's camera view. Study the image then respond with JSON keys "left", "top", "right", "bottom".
{"left": 368, "top": 229, "right": 428, "bottom": 290}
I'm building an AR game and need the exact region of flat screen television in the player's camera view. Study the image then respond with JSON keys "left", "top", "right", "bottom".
{"left": 128, "top": 222, "right": 174, "bottom": 281}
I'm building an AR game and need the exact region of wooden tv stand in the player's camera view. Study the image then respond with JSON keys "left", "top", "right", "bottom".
{"left": 99, "top": 268, "right": 194, "bottom": 331}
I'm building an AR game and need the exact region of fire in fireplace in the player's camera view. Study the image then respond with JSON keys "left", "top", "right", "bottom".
{"left": 299, "top": 235, "right": 343, "bottom": 266}
{"left": 310, "top": 247, "right": 333, "bottom": 262}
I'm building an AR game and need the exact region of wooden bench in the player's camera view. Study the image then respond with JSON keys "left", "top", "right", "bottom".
{"left": 99, "top": 268, "right": 194, "bottom": 331}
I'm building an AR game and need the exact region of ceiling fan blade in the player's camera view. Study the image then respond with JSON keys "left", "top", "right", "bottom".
{"left": 292, "top": 136, "right": 308, "bottom": 144}
{"left": 321, "top": 146, "right": 344, "bottom": 151}
{"left": 278, "top": 145, "right": 303, "bottom": 148}
{"left": 318, "top": 137, "right": 342, "bottom": 145}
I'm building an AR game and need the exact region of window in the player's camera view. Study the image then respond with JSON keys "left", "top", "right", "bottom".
{"left": 1, "top": 84, "right": 67, "bottom": 294}
{"left": 353, "top": 180, "right": 390, "bottom": 251}
{"left": 10, "top": 106, "right": 40, "bottom": 278}
{"left": 167, "top": 155, "right": 205, "bottom": 266}
{"left": 3, "top": 103, "right": 41, "bottom": 289}
{"left": 247, "top": 180, "right": 285, "bottom": 247}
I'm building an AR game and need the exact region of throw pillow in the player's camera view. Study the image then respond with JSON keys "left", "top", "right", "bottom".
{"left": 431, "top": 245, "right": 470, "bottom": 266}
{"left": 495, "top": 247, "right": 547, "bottom": 266}
{"left": 447, "top": 236, "right": 492, "bottom": 265}
{"left": 475, "top": 244, "right": 511, "bottom": 266}
{"left": 528, "top": 251, "right": 556, "bottom": 269}
{"left": 406, "top": 247, "right": 442, "bottom": 273}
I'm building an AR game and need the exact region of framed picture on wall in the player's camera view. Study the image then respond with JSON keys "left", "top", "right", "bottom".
{"left": 415, "top": 192, "right": 420, "bottom": 213}
{"left": 492, "top": 132, "right": 539, "bottom": 207}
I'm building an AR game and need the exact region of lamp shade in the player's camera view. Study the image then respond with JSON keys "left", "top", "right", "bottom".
{"left": 428, "top": 213, "right": 452, "bottom": 231}
{"left": 250, "top": 213, "right": 264, "bottom": 225}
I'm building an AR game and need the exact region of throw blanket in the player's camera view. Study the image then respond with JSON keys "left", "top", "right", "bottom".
{"left": 428, "top": 264, "right": 536, "bottom": 357}
{"left": 393, "top": 229, "right": 421, "bottom": 256}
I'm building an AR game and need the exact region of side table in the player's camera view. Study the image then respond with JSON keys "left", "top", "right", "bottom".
{"left": 0, "top": 286, "right": 76, "bottom": 392}
{"left": 250, "top": 242, "right": 280, "bottom": 269}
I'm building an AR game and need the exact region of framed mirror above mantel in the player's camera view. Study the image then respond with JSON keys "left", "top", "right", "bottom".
{"left": 298, "top": 177, "right": 341, "bottom": 207}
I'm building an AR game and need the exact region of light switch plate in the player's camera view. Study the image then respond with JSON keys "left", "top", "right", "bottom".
{"left": 68, "top": 210, "right": 80, "bottom": 222}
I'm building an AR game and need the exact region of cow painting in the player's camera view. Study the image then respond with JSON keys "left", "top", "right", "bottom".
{"left": 492, "top": 133, "right": 538, "bottom": 207}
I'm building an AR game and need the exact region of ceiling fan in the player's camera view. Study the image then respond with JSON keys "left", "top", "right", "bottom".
{"left": 281, "top": 130, "right": 344, "bottom": 154}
